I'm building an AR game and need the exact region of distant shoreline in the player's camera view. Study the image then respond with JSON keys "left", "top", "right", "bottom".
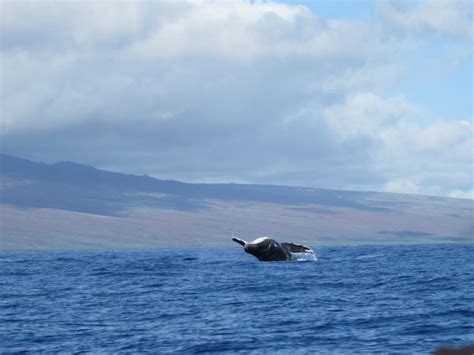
{"left": 2, "top": 154, "right": 472, "bottom": 251}
{"left": 2, "top": 240, "right": 473, "bottom": 254}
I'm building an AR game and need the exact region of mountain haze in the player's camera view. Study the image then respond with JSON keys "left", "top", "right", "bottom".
{"left": 1, "top": 154, "right": 472, "bottom": 250}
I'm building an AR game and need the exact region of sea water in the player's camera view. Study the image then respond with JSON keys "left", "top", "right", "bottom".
{"left": 1, "top": 244, "right": 473, "bottom": 353}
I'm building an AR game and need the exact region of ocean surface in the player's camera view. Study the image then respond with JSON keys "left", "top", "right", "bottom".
{"left": 1, "top": 244, "right": 473, "bottom": 353}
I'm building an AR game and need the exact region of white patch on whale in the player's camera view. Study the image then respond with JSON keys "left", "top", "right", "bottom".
{"left": 253, "top": 237, "right": 270, "bottom": 244}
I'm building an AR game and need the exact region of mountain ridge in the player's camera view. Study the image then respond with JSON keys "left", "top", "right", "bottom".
{"left": 1, "top": 154, "right": 472, "bottom": 250}
{"left": 0, "top": 153, "right": 396, "bottom": 215}
{"left": 2, "top": 153, "right": 470, "bottom": 201}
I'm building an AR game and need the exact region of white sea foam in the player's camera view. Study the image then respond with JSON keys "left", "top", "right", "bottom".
{"left": 291, "top": 252, "right": 317, "bottom": 262}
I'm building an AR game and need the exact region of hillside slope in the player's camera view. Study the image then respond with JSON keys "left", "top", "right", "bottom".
{"left": 1, "top": 154, "right": 472, "bottom": 250}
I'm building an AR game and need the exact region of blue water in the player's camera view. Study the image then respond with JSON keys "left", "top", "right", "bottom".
{"left": 1, "top": 244, "right": 473, "bottom": 353}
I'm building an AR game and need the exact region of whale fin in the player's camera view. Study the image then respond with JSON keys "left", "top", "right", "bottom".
{"left": 281, "top": 242, "right": 314, "bottom": 253}
{"left": 232, "top": 237, "right": 247, "bottom": 246}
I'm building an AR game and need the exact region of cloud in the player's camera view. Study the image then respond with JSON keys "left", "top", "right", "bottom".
{"left": 384, "top": 178, "right": 421, "bottom": 195}
{"left": 377, "top": 119, "right": 473, "bottom": 197}
{"left": 378, "top": 0, "right": 473, "bottom": 38}
{"left": 1, "top": 0, "right": 472, "bottom": 198}
{"left": 321, "top": 92, "right": 420, "bottom": 138}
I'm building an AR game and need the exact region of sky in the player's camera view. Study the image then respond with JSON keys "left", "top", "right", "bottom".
{"left": 1, "top": 0, "right": 473, "bottom": 198}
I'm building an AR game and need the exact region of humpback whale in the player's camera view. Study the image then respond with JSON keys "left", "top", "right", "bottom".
{"left": 232, "top": 236, "right": 315, "bottom": 261}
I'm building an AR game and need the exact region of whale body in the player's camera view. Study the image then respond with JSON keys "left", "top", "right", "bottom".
{"left": 232, "top": 236, "right": 315, "bottom": 261}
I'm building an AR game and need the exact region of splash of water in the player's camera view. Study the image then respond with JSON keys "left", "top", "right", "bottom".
{"left": 291, "top": 252, "right": 317, "bottom": 262}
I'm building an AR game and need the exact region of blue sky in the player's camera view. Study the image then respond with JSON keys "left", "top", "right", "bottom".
{"left": 291, "top": 0, "right": 472, "bottom": 120}
{"left": 1, "top": 0, "right": 472, "bottom": 198}
{"left": 392, "top": 38, "right": 472, "bottom": 120}
{"left": 284, "top": 0, "right": 377, "bottom": 21}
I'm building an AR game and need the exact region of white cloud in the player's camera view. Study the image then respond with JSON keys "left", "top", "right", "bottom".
{"left": 0, "top": 0, "right": 472, "bottom": 198}
{"left": 321, "top": 92, "right": 420, "bottom": 138}
{"left": 377, "top": 119, "right": 473, "bottom": 197}
{"left": 449, "top": 188, "right": 474, "bottom": 200}
{"left": 1, "top": 0, "right": 393, "bottom": 133}
{"left": 378, "top": 0, "right": 473, "bottom": 38}
{"left": 384, "top": 178, "right": 421, "bottom": 195}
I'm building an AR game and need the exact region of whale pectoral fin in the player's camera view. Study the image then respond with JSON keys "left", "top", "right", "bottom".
{"left": 232, "top": 237, "right": 246, "bottom": 247}
{"left": 281, "top": 242, "right": 314, "bottom": 253}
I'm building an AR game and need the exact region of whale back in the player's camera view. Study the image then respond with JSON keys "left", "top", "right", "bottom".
{"left": 232, "top": 236, "right": 314, "bottom": 261}
{"left": 244, "top": 237, "right": 290, "bottom": 261}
